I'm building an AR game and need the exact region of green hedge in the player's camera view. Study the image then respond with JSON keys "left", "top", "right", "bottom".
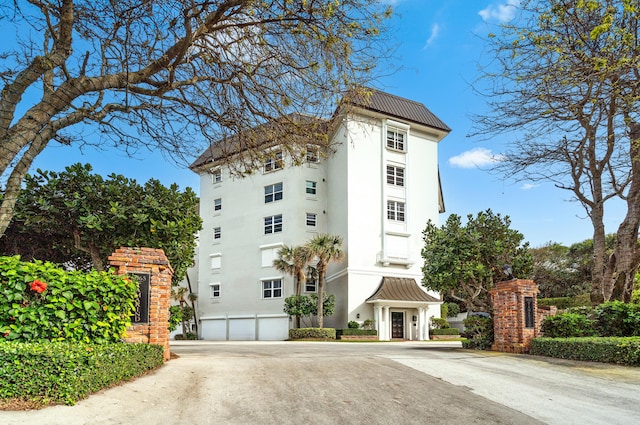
{"left": 0, "top": 256, "right": 137, "bottom": 343}
{"left": 0, "top": 341, "right": 164, "bottom": 405}
{"left": 335, "top": 329, "right": 378, "bottom": 336}
{"left": 530, "top": 337, "right": 640, "bottom": 366}
{"left": 288, "top": 328, "right": 336, "bottom": 340}
{"left": 538, "top": 294, "right": 591, "bottom": 309}
{"left": 431, "top": 328, "right": 460, "bottom": 336}
{"left": 541, "top": 313, "right": 597, "bottom": 338}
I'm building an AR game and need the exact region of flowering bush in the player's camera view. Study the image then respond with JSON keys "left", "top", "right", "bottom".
{"left": 29, "top": 279, "right": 47, "bottom": 294}
{"left": 0, "top": 256, "right": 137, "bottom": 343}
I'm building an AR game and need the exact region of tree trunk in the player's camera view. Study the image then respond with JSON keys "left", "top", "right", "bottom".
{"left": 602, "top": 124, "right": 640, "bottom": 302}
{"left": 186, "top": 273, "right": 198, "bottom": 336}
{"left": 590, "top": 203, "right": 607, "bottom": 304}
{"left": 317, "top": 266, "right": 325, "bottom": 329}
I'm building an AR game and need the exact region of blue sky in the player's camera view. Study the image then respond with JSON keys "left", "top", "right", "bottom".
{"left": 29, "top": 0, "right": 612, "bottom": 248}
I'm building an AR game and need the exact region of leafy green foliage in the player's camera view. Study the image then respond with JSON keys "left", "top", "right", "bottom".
{"left": 431, "top": 328, "right": 460, "bottom": 336}
{"left": 283, "top": 293, "right": 335, "bottom": 327}
{"left": 347, "top": 321, "right": 359, "bottom": 329}
{"left": 541, "top": 313, "right": 597, "bottom": 338}
{"left": 593, "top": 301, "right": 640, "bottom": 337}
{"left": 0, "top": 341, "right": 163, "bottom": 405}
{"left": 430, "top": 318, "right": 450, "bottom": 329}
{"left": 461, "top": 316, "right": 494, "bottom": 350}
{"left": 288, "top": 328, "right": 336, "bottom": 340}
{"left": 530, "top": 337, "right": 640, "bottom": 367}
{"left": 0, "top": 164, "right": 201, "bottom": 284}
{"left": 444, "top": 302, "right": 460, "bottom": 318}
{"left": 0, "top": 256, "right": 137, "bottom": 343}
{"left": 538, "top": 294, "right": 592, "bottom": 309}
{"left": 305, "top": 234, "right": 344, "bottom": 328}
{"left": 336, "top": 328, "right": 377, "bottom": 337}
{"left": 168, "top": 305, "right": 182, "bottom": 332}
{"left": 422, "top": 209, "right": 532, "bottom": 312}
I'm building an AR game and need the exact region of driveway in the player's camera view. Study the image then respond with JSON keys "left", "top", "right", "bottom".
{"left": 2, "top": 341, "right": 639, "bottom": 425}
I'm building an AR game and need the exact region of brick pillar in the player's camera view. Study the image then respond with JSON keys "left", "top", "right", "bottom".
{"left": 109, "top": 247, "right": 173, "bottom": 361}
{"left": 490, "top": 279, "right": 539, "bottom": 354}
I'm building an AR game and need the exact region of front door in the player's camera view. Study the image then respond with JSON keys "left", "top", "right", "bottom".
{"left": 391, "top": 312, "right": 404, "bottom": 339}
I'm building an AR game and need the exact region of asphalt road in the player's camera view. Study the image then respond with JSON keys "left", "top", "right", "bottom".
{"left": 2, "top": 341, "right": 639, "bottom": 425}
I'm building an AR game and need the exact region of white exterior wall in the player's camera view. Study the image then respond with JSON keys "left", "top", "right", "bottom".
{"left": 324, "top": 114, "right": 442, "bottom": 335}
{"left": 197, "top": 157, "right": 327, "bottom": 339}
{"left": 194, "top": 102, "right": 446, "bottom": 340}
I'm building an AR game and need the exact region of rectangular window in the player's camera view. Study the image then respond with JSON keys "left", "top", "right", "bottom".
{"left": 210, "top": 254, "right": 222, "bottom": 270}
{"left": 306, "top": 180, "right": 317, "bottom": 195}
{"left": 386, "top": 165, "right": 405, "bottom": 186}
{"left": 264, "top": 214, "right": 283, "bottom": 234}
{"left": 264, "top": 151, "right": 283, "bottom": 172}
{"left": 387, "top": 201, "right": 405, "bottom": 222}
{"left": 306, "top": 145, "right": 319, "bottom": 163}
{"left": 262, "top": 279, "right": 282, "bottom": 299}
{"left": 214, "top": 198, "right": 222, "bottom": 212}
{"left": 305, "top": 278, "right": 317, "bottom": 293}
{"left": 265, "top": 182, "right": 283, "bottom": 203}
{"left": 306, "top": 213, "right": 317, "bottom": 227}
{"left": 386, "top": 129, "right": 405, "bottom": 151}
{"left": 212, "top": 170, "right": 222, "bottom": 183}
{"left": 213, "top": 227, "right": 221, "bottom": 240}
{"left": 210, "top": 283, "right": 221, "bottom": 299}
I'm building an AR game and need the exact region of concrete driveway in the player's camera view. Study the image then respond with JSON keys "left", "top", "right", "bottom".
{"left": 2, "top": 341, "right": 639, "bottom": 425}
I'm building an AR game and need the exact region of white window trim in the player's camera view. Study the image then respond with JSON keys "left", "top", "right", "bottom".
{"left": 209, "top": 253, "right": 222, "bottom": 271}
{"left": 209, "top": 282, "right": 221, "bottom": 299}
{"left": 265, "top": 182, "right": 284, "bottom": 203}
{"left": 306, "top": 180, "right": 317, "bottom": 197}
{"left": 214, "top": 198, "right": 222, "bottom": 212}
{"left": 387, "top": 200, "right": 406, "bottom": 222}
{"left": 263, "top": 151, "right": 283, "bottom": 173}
{"left": 386, "top": 165, "right": 405, "bottom": 187}
{"left": 264, "top": 214, "right": 283, "bottom": 234}
{"left": 261, "top": 277, "right": 283, "bottom": 299}
{"left": 213, "top": 227, "right": 221, "bottom": 241}
{"left": 306, "top": 212, "right": 317, "bottom": 227}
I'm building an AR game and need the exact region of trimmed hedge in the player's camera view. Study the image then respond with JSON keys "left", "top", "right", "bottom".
{"left": 538, "top": 294, "right": 591, "bottom": 309}
{"left": 0, "top": 341, "right": 164, "bottom": 405}
{"left": 530, "top": 337, "right": 640, "bottom": 367}
{"left": 541, "top": 313, "right": 597, "bottom": 338}
{"left": 289, "top": 328, "right": 336, "bottom": 340}
{"left": 431, "top": 328, "right": 460, "bottom": 336}
{"left": 335, "top": 329, "right": 378, "bottom": 337}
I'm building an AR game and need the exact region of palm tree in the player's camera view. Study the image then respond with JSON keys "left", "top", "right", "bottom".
{"left": 306, "top": 234, "right": 345, "bottom": 328}
{"left": 273, "top": 244, "right": 312, "bottom": 327}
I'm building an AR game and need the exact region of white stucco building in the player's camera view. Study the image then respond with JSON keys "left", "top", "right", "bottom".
{"left": 190, "top": 89, "right": 450, "bottom": 340}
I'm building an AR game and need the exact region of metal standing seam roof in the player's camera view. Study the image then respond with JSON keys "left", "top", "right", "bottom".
{"left": 347, "top": 89, "right": 451, "bottom": 133}
{"left": 366, "top": 277, "right": 441, "bottom": 303}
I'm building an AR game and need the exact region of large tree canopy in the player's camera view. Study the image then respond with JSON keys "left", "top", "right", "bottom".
{"left": 0, "top": 0, "right": 391, "bottom": 237}
{"left": 421, "top": 210, "right": 533, "bottom": 313}
{"left": 0, "top": 163, "right": 201, "bottom": 284}
{"left": 473, "top": 0, "right": 640, "bottom": 303}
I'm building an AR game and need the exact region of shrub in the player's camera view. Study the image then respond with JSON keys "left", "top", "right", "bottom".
{"left": 174, "top": 332, "right": 198, "bottom": 340}
{"left": 538, "top": 294, "right": 591, "bottom": 309}
{"left": 0, "top": 341, "right": 164, "bottom": 405}
{"left": 461, "top": 316, "right": 493, "bottom": 350}
{"left": 430, "top": 317, "right": 450, "bottom": 329}
{"left": 347, "top": 320, "right": 360, "bottom": 329}
{"left": 0, "top": 256, "right": 137, "bottom": 343}
{"left": 593, "top": 301, "right": 640, "bottom": 337}
{"left": 530, "top": 337, "right": 640, "bottom": 366}
{"left": 541, "top": 312, "right": 597, "bottom": 338}
{"left": 445, "top": 302, "right": 460, "bottom": 318}
{"left": 335, "top": 329, "right": 377, "bottom": 337}
{"left": 431, "top": 328, "right": 460, "bottom": 336}
{"left": 361, "top": 319, "right": 375, "bottom": 330}
{"left": 288, "top": 328, "right": 336, "bottom": 340}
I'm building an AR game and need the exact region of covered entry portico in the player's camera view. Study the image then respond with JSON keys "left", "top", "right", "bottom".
{"left": 366, "top": 277, "right": 441, "bottom": 341}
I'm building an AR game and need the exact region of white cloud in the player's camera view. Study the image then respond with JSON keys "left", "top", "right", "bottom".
{"left": 521, "top": 183, "right": 538, "bottom": 190}
{"left": 448, "top": 147, "right": 505, "bottom": 169}
{"left": 424, "top": 23, "right": 441, "bottom": 48}
{"left": 478, "top": 0, "right": 520, "bottom": 23}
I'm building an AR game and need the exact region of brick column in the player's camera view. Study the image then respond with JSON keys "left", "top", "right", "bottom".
{"left": 490, "top": 279, "right": 539, "bottom": 354}
{"left": 109, "top": 247, "right": 173, "bottom": 361}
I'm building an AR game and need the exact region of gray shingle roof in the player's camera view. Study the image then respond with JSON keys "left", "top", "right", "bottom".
{"left": 366, "top": 277, "right": 440, "bottom": 303}
{"left": 347, "top": 89, "right": 451, "bottom": 133}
